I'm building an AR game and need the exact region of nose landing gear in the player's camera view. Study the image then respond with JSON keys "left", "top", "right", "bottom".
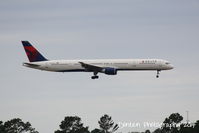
{"left": 156, "top": 70, "right": 160, "bottom": 78}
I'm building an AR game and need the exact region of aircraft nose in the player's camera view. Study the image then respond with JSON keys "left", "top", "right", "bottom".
{"left": 169, "top": 64, "right": 174, "bottom": 69}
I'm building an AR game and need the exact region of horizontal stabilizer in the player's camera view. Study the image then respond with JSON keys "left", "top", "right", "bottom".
{"left": 23, "top": 62, "right": 40, "bottom": 68}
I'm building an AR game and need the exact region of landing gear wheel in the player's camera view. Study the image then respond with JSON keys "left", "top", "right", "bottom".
{"left": 91, "top": 75, "right": 99, "bottom": 79}
{"left": 156, "top": 70, "right": 160, "bottom": 78}
{"left": 91, "top": 72, "right": 99, "bottom": 79}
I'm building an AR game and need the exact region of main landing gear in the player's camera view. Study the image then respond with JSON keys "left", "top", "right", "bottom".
{"left": 91, "top": 72, "right": 99, "bottom": 79}
{"left": 156, "top": 70, "right": 160, "bottom": 78}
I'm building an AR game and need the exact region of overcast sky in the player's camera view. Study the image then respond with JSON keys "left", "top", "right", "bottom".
{"left": 0, "top": 0, "right": 199, "bottom": 132}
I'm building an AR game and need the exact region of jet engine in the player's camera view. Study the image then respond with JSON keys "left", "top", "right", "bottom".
{"left": 102, "top": 68, "right": 117, "bottom": 75}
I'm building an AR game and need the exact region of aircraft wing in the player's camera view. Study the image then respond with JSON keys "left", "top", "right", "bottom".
{"left": 79, "top": 62, "right": 103, "bottom": 72}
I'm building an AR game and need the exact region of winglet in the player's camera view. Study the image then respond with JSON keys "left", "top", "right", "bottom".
{"left": 21, "top": 41, "right": 48, "bottom": 62}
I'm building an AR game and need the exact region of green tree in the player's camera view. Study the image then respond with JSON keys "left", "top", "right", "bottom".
{"left": 3, "top": 118, "right": 38, "bottom": 133}
{"left": 91, "top": 128, "right": 103, "bottom": 133}
{"left": 145, "top": 129, "right": 151, "bottom": 133}
{"left": 193, "top": 120, "right": 199, "bottom": 133}
{"left": 54, "top": 116, "right": 89, "bottom": 133}
{"left": 161, "top": 113, "right": 183, "bottom": 133}
{"left": 0, "top": 121, "right": 5, "bottom": 132}
{"left": 153, "top": 128, "right": 161, "bottom": 133}
{"left": 98, "top": 114, "right": 119, "bottom": 133}
{"left": 168, "top": 113, "right": 183, "bottom": 124}
{"left": 179, "top": 123, "right": 194, "bottom": 133}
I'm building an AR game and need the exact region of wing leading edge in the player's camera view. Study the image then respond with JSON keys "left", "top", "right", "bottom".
{"left": 79, "top": 62, "right": 117, "bottom": 79}
{"left": 79, "top": 62, "right": 103, "bottom": 72}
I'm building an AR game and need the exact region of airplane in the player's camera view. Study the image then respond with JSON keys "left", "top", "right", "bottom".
{"left": 21, "top": 41, "right": 174, "bottom": 79}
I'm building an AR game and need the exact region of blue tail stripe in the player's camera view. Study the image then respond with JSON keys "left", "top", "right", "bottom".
{"left": 22, "top": 41, "right": 32, "bottom": 46}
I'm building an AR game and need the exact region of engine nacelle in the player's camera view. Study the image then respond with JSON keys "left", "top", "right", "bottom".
{"left": 102, "top": 67, "right": 117, "bottom": 75}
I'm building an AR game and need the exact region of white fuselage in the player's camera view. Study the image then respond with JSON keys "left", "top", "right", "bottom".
{"left": 23, "top": 59, "right": 173, "bottom": 72}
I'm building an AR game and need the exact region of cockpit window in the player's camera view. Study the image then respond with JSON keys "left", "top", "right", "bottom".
{"left": 165, "top": 62, "right": 170, "bottom": 65}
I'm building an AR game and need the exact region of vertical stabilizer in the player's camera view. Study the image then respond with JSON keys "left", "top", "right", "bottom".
{"left": 21, "top": 41, "right": 48, "bottom": 62}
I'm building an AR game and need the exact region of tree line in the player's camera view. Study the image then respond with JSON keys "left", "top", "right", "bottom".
{"left": 152, "top": 113, "right": 199, "bottom": 133}
{"left": 0, "top": 113, "right": 199, "bottom": 133}
{"left": 0, "top": 114, "right": 118, "bottom": 133}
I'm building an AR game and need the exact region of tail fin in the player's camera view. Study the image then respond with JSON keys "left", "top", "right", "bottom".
{"left": 21, "top": 41, "right": 48, "bottom": 62}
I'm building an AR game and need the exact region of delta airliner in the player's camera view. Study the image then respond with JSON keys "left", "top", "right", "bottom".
{"left": 21, "top": 41, "right": 173, "bottom": 79}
